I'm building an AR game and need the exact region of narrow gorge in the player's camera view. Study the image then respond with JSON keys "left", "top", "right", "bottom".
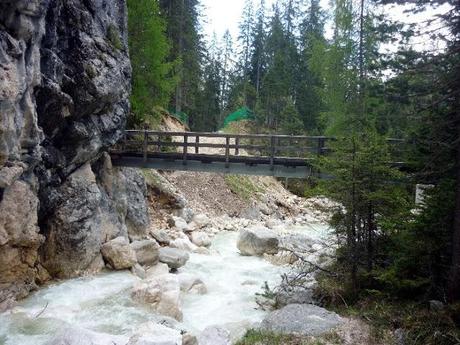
{"left": 0, "top": 1, "right": 406, "bottom": 345}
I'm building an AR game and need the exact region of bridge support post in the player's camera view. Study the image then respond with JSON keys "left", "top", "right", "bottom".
{"left": 195, "top": 136, "right": 199, "bottom": 154}
{"left": 183, "top": 134, "right": 188, "bottom": 165}
{"left": 143, "top": 127, "right": 148, "bottom": 163}
{"left": 225, "top": 136, "right": 230, "bottom": 168}
{"left": 270, "top": 136, "right": 275, "bottom": 171}
{"left": 235, "top": 137, "right": 239, "bottom": 156}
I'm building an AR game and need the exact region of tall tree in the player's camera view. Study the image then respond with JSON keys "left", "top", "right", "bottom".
{"left": 238, "top": 0, "right": 255, "bottom": 80}
{"left": 296, "top": 0, "right": 326, "bottom": 132}
{"left": 127, "top": 0, "right": 176, "bottom": 124}
{"left": 159, "top": 0, "right": 203, "bottom": 127}
{"left": 249, "top": 0, "right": 268, "bottom": 99}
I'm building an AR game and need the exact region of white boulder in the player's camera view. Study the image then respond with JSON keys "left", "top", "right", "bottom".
{"left": 159, "top": 247, "right": 189, "bottom": 269}
{"left": 131, "top": 239, "right": 160, "bottom": 266}
{"left": 192, "top": 214, "right": 210, "bottom": 229}
{"left": 132, "top": 274, "right": 183, "bottom": 321}
{"left": 146, "top": 263, "right": 170, "bottom": 277}
{"left": 101, "top": 237, "right": 137, "bottom": 270}
{"left": 190, "top": 232, "right": 211, "bottom": 247}
{"left": 127, "top": 322, "right": 182, "bottom": 345}
{"left": 237, "top": 226, "right": 279, "bottom": 256}
{"left": 46, "top": 327, "right": 128, "bottom": 345}
{"left": 178, "top": 273, "right": 207, "bottom": 294}
{"left": 170, "top": 237, "right": 198, "bottom": 252}
{"left": 198, "top": 326, "right": 231, "bottom": 345}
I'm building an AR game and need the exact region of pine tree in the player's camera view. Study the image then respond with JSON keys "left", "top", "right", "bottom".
{"left": 296, "top": 0, "right": 326, "bottom": 132}
{"left": 127, "top": 0, "right": 177, "bottom": 125}
{"left": 159, "top": 0, "right": 203, "bottom": 128}
{"left": 249, "top": 0, "right": 267, "bottom": 99}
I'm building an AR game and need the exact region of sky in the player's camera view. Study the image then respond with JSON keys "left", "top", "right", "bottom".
{"left": 202, "top": 0, "right": 275, "bottom": 40}
{"left": 201, "top": 0, "right": 452, "bottom": 52}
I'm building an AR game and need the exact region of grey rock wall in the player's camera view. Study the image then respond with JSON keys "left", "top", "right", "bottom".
{"left": 0, "top": 0, "right": 148, "bottom": 307}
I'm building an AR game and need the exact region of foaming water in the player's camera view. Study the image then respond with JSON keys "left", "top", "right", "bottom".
{"left": 0, "top": 222, "right": 331, "bottom": 344}
{"left": 180, "top": 232, "right": 286, "bottom": 332}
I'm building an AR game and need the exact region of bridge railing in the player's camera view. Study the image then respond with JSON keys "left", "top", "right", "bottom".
{"left": 113, "top": 130, "right": 407, "bottom": 170}
{"left": 113, "top": 130, "right": 333, "bottom": 170}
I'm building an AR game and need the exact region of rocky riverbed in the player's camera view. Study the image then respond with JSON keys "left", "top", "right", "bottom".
{"left": 0, "top": 210, "right": 342, "bottom": 345}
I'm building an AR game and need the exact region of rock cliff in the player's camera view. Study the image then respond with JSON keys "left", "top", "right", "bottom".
{"left": 0, "top": 0, "right": 148, "bottom": 309}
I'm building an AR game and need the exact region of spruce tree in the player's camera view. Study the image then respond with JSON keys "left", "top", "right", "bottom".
{"left": 127, "top": 0, "right": 177, "bottom": 125}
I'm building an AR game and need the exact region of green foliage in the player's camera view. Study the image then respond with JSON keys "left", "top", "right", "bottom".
{"left": 128, "top": 0, "right": 177, "bottom": 125}
{"left": 280, "top": 98, "right": 304, "bottom": 135}
{"left": 236, "top": 329, "right": 344, "bottom": 345}
{"left": 159, "top": 0, "right": 203, "bottom": 129}
{"left": 224, "top": 175, "right": 264, "bottom": 201}
{"left": 375, "top": 180, "right": 456, "bottom": 298}
{"left": 320, "top": 130, "right": 411, "bottom": 291}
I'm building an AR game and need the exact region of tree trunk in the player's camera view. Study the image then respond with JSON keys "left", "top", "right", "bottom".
{"left": 448, "top": 106, "right": 460, "bottom": 302}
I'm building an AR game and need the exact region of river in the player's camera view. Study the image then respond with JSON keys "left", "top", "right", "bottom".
{"left": 0, "top": 223, "right": 331, "bottom": 345}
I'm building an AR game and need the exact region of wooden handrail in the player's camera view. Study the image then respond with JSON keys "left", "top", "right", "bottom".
{"left": 124, "top": 130, "right": 331, "bottom": 141}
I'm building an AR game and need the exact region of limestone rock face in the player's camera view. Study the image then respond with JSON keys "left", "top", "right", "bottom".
{"left": 237, "top": 226, "right": 279, "bottom": 256}
{"left": 0, "top": 0, "right": 143, "bottom": 304}
{"left": 101, "top": 236, "right": 137, "bottom": 270}
{"left": 159, "top": 248, "right": 190, "bottom": 269}
{"left": 35, "top": 0, "right": 131, "bottom": 176}
{"left": 0, "top": 1, "right": 45, "bottom": 167}
{"left": 40, "top": 163, "right": 105, "bottom": 278}
{"left": 260, "top": 304, "right": 343, "bottom": 336}
{"left": 0, "top": 179, "right": 44, "bottom": 304}
{"left": 132, "top": 274, "right": 183, "bottom": 321}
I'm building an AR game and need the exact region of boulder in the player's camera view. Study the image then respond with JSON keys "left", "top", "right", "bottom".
{"left": 178, "top": 207, "right": 194, "bottom": 223}
{"left": 178, "top": 273, "right": 207, "bottom": 294}
{"left": 151, "top": 229, "right": 172, "bottom": 245}
{"left": 168, "top": 216, "right": 188, "bottom": 231}
{"left": 182, "top": 333, "right": 199, "bottom": 345}
{"left": 192, "top": 214, "right": 210, "bottom": 229}
{"left": 275, "top": 286, "right": 314, "bottom": 307}
{"left": 170, "top": 238, "right": 198, "bottom": 252}
{"left": 190, "top": 232, "right": 211, "bottom": 248}
{"left": 193, "top": 247, "right": 211, "bottom": 255}
{"left": 122, "top": 168, "right": 150, "bottom": 240}
{"left": 146, "top": 263, "right": 170, "bottom": 277}
{"left": 237, "top": 226, "right": 279, "bottom": 256}
{"left": 198, "top": 326, "right": 231, "bottom": 345}
{"left": 131, "top": 240, "right": 160, "bottom": 266}
{"left": 131, "top": 263, "right": 146, "bottom": 279}
{"left": 159, "top": 248, "right": 189, "bottom": 269}
{"left": 260, "top": 304, "right": 343, "bottom": 336}
{"left": 128, "top": 322, "right": 182, "bottom": 345}
{"left": 46, "top": 327, "right": 128, "bottom": 345}
{"left": 132, "top": 274, "right": 183, "bottom": 321}
{"left": 101, "top": 237, "right": 137, "bottom": 270}
{"left": 40, "top": 164, "right": 105, "bottom": 278}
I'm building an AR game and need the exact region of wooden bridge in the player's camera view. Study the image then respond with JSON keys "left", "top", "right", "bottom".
{"left": 110, "top": 130, "right": 332, "bottom": 178}
{"left": 110, "top": 130, "right": 405, "bottom": 178}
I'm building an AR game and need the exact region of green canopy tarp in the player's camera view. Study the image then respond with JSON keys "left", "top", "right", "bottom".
{"left": 170, "top": 110, "right": 189, "bottom": 125}
{"left": 223, "top": 107, "right": 254, "bottom": 127}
